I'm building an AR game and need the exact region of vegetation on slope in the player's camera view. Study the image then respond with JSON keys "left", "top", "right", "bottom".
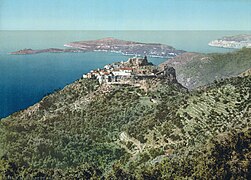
{"left": 0, "top": 74, "right": 250, "bottom": 179}
{"left": 162, "top": 48, "right": 251, "bottom": 89}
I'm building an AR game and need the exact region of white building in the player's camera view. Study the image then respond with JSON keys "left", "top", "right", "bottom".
{"left": 112, "top": 68, "right": 133, "bottom": 76}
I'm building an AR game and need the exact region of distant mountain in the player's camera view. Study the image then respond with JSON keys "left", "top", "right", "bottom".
{"left": 160, "top": 48, "right": 251, "bottom": 89}
{"left": 0, "top": 55, "right": 250, "bottom": 178}
{"left": 11, "top": 38, "right": 185, "bottom": 58}
{"left": 209, "top": 34, "right": 251, "bottom": 49}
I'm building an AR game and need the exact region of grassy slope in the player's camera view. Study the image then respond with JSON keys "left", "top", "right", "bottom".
{"left": 0, "top": 74, "right": 250, "bottom": 178}
{"left": 161, "top": 48, "right": 251, "bottom": 89}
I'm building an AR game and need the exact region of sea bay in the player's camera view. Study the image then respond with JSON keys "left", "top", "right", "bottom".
{"left": 1, "top": 30, "right": 251, "bottom": 118}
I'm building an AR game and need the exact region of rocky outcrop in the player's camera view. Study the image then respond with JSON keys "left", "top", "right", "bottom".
{"left": 156, "top": 65, "right": 177, "bottom": 83}
{"left": 160, "top": 52, "right": 208, "bottom": 89}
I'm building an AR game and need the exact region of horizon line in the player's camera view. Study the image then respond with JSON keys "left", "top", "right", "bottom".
{"left": 1, "top": 29, "right": 251, "bottom": 31}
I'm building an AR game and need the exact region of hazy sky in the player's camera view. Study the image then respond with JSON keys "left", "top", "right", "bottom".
{"left": 0, "top": 0, "right": 251, "bottom": 30}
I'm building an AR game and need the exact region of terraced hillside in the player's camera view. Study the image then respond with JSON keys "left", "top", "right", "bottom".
{"left": 0, "top": 74, "right": 250, "bottom": 179}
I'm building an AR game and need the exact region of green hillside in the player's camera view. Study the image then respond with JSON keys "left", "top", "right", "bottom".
{"left": 161, "top": 48, "right": 251, "bottom": 89}
{"left": 0, "top": 73, "right": 250, "bottom": 178}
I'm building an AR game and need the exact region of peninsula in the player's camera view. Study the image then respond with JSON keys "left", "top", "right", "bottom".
{"left": 10, "top": 38, "right": 185, "bottom": 58}
{"left": 208, "top": 34, "right": 251, "bottom": 49}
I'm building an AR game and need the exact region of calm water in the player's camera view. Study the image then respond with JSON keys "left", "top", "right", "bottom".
{"left": 1, "top": 30, "right": 251, "bottom": 118}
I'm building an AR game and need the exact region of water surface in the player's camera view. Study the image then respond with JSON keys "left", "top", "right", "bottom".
{"left": 1, "top": 30, "right": 251, "bottom": 118}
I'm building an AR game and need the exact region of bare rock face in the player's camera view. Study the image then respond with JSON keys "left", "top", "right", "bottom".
{"left": 156, "top": 65, "right": 177, "bottom": 83}
{"left": 164, "top": 66, "right": 177, "bottom": 82}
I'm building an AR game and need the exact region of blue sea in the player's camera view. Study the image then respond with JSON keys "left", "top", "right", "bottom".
{"left": 1, "top": 30, "right": 251, "bottom": 118}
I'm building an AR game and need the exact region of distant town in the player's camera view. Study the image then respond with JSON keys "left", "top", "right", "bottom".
{"left": 209, "top": 34, "right": 251, "bottom": 49}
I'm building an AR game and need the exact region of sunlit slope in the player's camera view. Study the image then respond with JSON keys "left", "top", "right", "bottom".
{"left": 161, "top": 48, "right": 251, "bottom": 89}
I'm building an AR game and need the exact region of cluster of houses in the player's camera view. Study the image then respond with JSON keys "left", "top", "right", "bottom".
{"left": 83, "top": 66, "right": 134, "bottom": 84}
{"left": 83, "top": 56, "right": 176, "bottom": 85}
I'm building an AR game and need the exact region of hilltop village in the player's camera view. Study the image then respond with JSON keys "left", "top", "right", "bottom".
{"left": 83, "top": 56, "right": 177, "bottom": 86}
